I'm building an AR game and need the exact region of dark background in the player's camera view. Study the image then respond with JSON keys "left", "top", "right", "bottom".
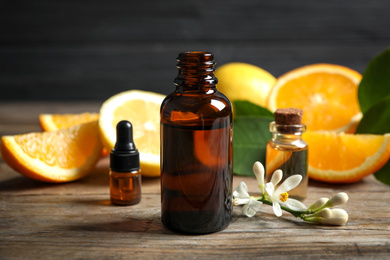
{"left": 1, "top": 0, "right": 389, "bottom": 101}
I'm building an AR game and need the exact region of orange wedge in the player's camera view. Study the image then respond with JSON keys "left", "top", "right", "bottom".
{"left": 304, "top": 131, "right": 390, "bottom": 183}
{"left": 39, "top": 112, "right": 108, "bottom": 156}
{"left": 267, "top": 64, "right": 362, "bottom": 132}
{"left": 1, "top": 121, "right": 102, "bottom": 183}
{"left": 39, "top": 113, "right": 99, "bottom": 131}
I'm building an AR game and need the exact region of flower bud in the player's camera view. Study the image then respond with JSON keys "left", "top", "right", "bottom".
{"left": 309, "top": 198, "right": 329, "bottom": 211}
{"left": 308, "top": 208, "right": 332, "bottom": 219}
{"left": 253, "top": 161, "right": 265, "bottom": 188}
{"left": 319, "top": 209, "right": 349, "bottom": 226}
{"left": 326, "top": 192, "right": 349, "bottom": 208}
{"left": 305, "top": 208, "right": 348, "bottom": 225}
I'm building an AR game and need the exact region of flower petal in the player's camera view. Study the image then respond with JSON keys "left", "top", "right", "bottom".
{"left": 273, "top": 201, "right": 282, "bottom": 217}
{"left": 242, "top": 199, "right": 263, "bottom": 217}
{"left": 275, "top": 174, "right": 302, "bottom": 194}
{"left": 234, "top": 198, "right": 250, "bottom": 206}
{"left": 270, "top": 169, "right": 282, "bottom": 187}
{"left": 253, "top": 161, "right": 265, "bottom": 188}
{"left": 233, "top": 182, "right": 250, "bottom": 199}
{"left": 281, "top": 198, "right": 308, "bottom": 211}
{"left": 265, "top": 182, "right": 275, "bottom": 196}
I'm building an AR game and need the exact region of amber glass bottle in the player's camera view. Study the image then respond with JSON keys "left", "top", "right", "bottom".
{"left": 160, "top": 51, "right": 233, "bottom": 234}
{"left": 110, "top": 120, "right": 141, "bottom": 205}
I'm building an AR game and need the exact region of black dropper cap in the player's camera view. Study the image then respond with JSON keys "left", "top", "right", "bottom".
{"left": 110, "top": 120, "right": 140, "bottom": 172}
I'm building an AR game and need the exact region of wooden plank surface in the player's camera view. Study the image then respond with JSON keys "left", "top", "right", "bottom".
{"left": 0, "top": 102, "right": 390, "bottom": 259}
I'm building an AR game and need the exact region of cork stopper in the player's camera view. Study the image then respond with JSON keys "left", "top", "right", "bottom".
{"left": 273, "top": 108, "right": 304, "bottom": 133}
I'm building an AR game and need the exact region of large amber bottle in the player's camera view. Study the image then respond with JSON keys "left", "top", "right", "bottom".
{"left": 160, "top": 51, "right": 233, "bottom": 234}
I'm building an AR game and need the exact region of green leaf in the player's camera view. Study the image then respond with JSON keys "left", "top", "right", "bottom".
{"left": 374, "top": 162, "right": 390, "bottom": 186}
{"left": 356, "top": 96, "right": 390, "bottom": 134}
{"left": 355, "top": 96, "right": 390, "bottom": 186}
{"left": 233, "top": 116, "right": 273, "bottom": 176}
{"left": 358, "top": 47, "right": 390, "bottom": 114}
{"left": 233, "top": 100, "right": 274, "bottom": 117}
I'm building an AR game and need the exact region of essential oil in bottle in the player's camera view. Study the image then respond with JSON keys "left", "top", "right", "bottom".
{"left": 160, "top": 51, "right": 233, "bottom": 234}
{"left": 266, "top": 108, "right": 308, "bottom": 201}
{"left": 110, "top": 120, "right": 141, "bottom": 205}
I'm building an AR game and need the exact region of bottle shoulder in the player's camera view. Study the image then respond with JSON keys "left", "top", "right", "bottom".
{"left": 161, "top": 90, "right": 232, "bottom": 125}
{"left": 161, "top": 90, "right": 232, "bottom": 112}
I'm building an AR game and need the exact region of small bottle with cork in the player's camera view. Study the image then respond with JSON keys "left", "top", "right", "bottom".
{"left": 266, "top": 108, "right": 308, "bottom": 200}
{"left": 110, "top": 120, "right": 141, "bottom": 205}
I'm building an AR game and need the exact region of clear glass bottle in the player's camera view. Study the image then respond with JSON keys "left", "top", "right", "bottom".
{"left": 160, "top": 51, "right": 233, "bottom": 234}
{"left": 266, "top": 121, "right": 308, "bottom": 201}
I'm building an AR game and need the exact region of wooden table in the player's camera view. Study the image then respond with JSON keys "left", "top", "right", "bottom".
{"left": 1, "top": 102, "right": 389, "bottom": 259}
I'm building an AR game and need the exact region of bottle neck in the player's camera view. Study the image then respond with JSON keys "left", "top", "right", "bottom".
{"left": 174, "top": 51, "right": 218, "bottom": 91}
{"left": 270, "top": 121, "right": 306, "bottom": 143}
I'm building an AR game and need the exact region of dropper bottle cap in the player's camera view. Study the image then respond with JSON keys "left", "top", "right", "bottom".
{"left": 110, "top": 120, "right": 140, "bottom": 172}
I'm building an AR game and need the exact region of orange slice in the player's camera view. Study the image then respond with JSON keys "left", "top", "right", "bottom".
{"left": 267, "top": 64, "right": 362, "bottom": 132}
{"left": 304, "top": 131, "right": 390, "bottom": 183}
{"left": 99, "top": 90, "right": 165, "bottom": 177}
{"left": 39, "top": 112, "right": 107, "bottom": 156}
{"left": 1, "top": 121, "right": 102, "bottom": 183}
{"left": 39, "top": 113, "right": 99, "bottom": 131}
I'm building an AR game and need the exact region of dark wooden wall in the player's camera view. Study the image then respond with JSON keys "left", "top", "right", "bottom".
{"left": 1, "top": 0, "right": 389, "bottom": 101}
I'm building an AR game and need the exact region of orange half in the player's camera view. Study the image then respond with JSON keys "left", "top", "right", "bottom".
{"left": 304, "top": 131, "right": 390, "bottom": 183}
{"left": 267, "top": 64, "right": 362, "bottom": 132}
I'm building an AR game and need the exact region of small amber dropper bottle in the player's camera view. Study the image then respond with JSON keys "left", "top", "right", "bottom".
{"left": 110, "top": 120, "right": 141, "bottom": 205}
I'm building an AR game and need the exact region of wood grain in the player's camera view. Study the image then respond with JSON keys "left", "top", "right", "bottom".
{"left": 0, "top": 102, "right": 389, "bottom": 259}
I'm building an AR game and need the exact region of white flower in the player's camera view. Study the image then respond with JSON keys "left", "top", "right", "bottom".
{"left": 233, "top": 182, "right": 263, "bottom": 217}
{"left": 264, "top": 171, "right": 307, "bottom": 217}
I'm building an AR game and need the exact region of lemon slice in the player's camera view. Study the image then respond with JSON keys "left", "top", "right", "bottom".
{"left": 99, "top": 90, "right": 165, "bottom": 177}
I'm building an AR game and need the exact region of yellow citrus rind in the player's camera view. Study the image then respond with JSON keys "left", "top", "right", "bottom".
{"left": 215, "top": 62, "right": 276, "bottom": 108}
